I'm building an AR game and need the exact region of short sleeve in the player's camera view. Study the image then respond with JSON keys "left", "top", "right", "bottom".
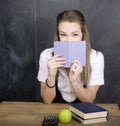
{"left": 88, "top": 49, "right": 105, "bottom": 86}
{"left": 37, "top": 48, "right": 53, "bottom": 83}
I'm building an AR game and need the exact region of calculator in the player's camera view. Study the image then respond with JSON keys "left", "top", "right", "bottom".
{"left": 42, "top": 116, "right": 58, "bottom": 126}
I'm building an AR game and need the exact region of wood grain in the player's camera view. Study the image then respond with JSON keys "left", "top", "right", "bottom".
{"left": 0, "top": 102, "right": 120, "bottom": 126}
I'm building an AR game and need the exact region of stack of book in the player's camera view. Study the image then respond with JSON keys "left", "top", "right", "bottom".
{"left": 69, "top": 102, "right": 108, "bottom": 124}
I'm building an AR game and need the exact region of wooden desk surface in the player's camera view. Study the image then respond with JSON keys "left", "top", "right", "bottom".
{"left": 0, "top": 101, "right": 120, "bottom": 126}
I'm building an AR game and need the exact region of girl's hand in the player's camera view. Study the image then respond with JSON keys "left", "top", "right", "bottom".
{"left": 47, "top": 54, "right": 65, "bottom": 77}
{"left": 69, "top": 60, "right": 83, "bottom": 82}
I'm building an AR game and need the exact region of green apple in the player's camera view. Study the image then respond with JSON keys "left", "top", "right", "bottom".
{"left": 58, "top": 108, "right": 72, "bottom": 124}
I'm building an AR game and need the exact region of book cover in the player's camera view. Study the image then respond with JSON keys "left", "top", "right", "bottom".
{"left": 72, "top": 112, "right": 107, "bottom": 124}
{"left": 69, "top": 102, "right": 108, "bottom": 119}
{"left": 54, "top": 41, "right": 86, "bottom": 68}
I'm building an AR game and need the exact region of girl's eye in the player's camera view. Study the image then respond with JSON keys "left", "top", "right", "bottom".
{"left": 73, "top": 34, "right": 79, "bottom": 36}
{"left": 59, "top": 34, "right": 66, "bottom": 37}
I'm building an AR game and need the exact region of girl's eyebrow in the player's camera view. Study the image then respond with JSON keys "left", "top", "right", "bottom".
{"left": 59, "top": 31, "right": 65, "bottom": 33}
{"left": 59, "top": 31, "right": 80, "bottom": 33}
{"left": 72, "top": 31, "right": 80, "bottom": 33}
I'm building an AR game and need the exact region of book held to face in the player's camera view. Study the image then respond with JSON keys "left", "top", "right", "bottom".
{"left": 54, "top": 41, "right": 86, "bottom": 68}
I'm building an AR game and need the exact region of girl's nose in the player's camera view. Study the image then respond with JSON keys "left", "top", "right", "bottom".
{"left": 66, "top": 36, "right": 71, "bottom": 42}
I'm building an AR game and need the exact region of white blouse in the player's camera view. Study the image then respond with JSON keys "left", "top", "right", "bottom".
{"left": 37, "top": 48, "right": 104, "bottom": 102}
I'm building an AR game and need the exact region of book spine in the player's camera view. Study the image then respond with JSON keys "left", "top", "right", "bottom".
{"left": 68, "top": 42, "right": 70, "bottom": 67}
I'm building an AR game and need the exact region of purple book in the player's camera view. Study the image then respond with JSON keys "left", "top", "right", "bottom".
{"left": 54, "top": 41, "right": 86, "bottom": 68}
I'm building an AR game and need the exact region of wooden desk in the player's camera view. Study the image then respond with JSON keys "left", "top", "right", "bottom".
{"left": 0, "top": 102, "right": 120, "bottom": 126}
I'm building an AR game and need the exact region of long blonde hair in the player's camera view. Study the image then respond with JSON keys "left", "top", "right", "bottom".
{"left": 54, "top": 9, "right": 91, "bottom": 86}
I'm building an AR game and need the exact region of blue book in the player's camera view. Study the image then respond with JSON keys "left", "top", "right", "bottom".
{"left": 69, "top": 102, "right": 108, "bottom": 119}
{"left": 54, "top": 41, "right": 86, "bottom": 68}
{"left": 72, "top": 112, "right": 107, "bottom": 124}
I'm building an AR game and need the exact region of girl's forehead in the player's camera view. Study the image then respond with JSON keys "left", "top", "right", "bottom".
{"left": 58, "top": 22, "right": 81, "bottom": 32}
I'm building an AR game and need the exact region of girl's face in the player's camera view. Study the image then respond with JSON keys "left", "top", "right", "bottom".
{"left": 58, "top": 21, "right": 82, "bottom": 42}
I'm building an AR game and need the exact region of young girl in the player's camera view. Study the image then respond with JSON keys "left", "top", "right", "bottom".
{"left": 37, "top": 9, "right": 104, "bottom": 104}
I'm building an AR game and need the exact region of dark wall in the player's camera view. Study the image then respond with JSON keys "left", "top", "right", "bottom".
{"left": 0, "top": 0, "right": 120, "bottom": 103}
{"left": 0, "top": 0, "right": 37, "bottom": 102}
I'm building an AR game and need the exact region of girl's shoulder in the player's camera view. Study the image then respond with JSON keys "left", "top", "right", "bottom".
{"left": 41, "top": 48, "right": 53, "bottom": 54}
{"left": 40, "top": 48, "right": 53, "bottom": 58}
{"left": 90, "top": 49, "right": 104, "bottom": 63}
